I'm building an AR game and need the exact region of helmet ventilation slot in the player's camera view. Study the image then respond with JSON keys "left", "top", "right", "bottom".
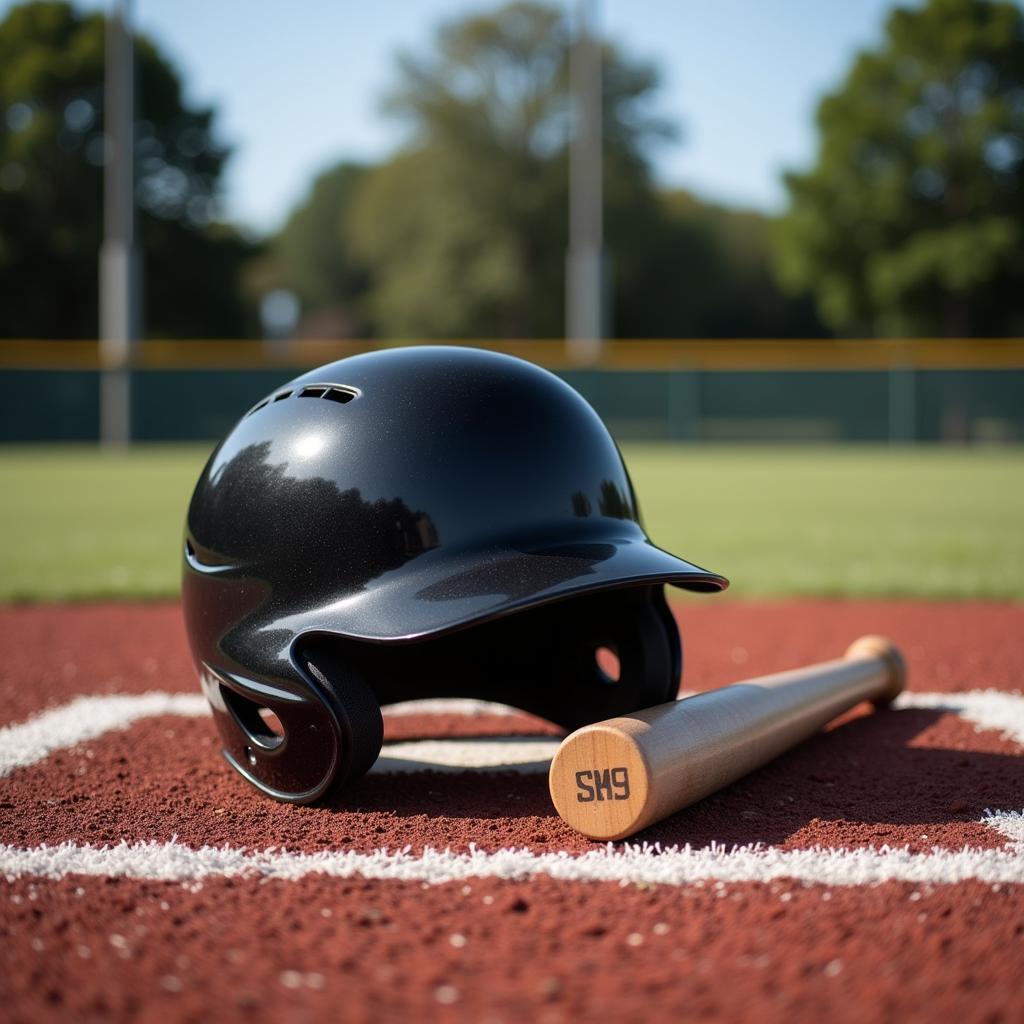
{"left": 246, "top": 385, "right": 357, "bottom": 417}
{"left": 298, "top": 384, "right": 358, "bottom": 404}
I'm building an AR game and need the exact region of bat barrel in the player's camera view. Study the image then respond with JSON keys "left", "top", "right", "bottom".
{"left": 548, "top": 635, "right": 906, "bottom": 841}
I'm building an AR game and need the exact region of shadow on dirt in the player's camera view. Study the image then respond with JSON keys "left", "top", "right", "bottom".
{"left": 637, "top": 707, "right": 1024, "bottom": 848}
{"left": 329, "top": 707, "right": 1024, "bottom": 848}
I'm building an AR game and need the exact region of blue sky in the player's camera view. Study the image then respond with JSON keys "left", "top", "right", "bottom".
{"left": 5, "top": 0, "right": 918, "bottom": 234}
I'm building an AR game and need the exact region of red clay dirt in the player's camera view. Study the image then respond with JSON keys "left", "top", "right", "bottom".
{"left": 5, "top": 876, "right": 1022, "bottom": 1024}
{"left": 2, "top": 599, "right": 1023, "bottom": 1022}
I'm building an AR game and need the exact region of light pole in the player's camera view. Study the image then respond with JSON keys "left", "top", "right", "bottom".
{"left": 566, "top": 0, "right": 604, "bottom": 364}
{"left": 99, "top": 0, "right": 137, "bottom": 446}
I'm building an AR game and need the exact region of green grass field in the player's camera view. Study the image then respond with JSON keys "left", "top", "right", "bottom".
{"left": 0, "top": 444, "right": 1022, "bottom": 602}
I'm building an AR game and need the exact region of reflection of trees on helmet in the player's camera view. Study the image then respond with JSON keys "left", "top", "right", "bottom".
{"left": 571, "top": 490, "right": 592, "bottom": 517}
{"left": 571, "top": 481, "right": 634, "bottom": 520}
{"left": 598, "top": 479, "right": 635, "bottom": 520}
{"left": 192, "top": 440, "right": 440, "bottom": 597}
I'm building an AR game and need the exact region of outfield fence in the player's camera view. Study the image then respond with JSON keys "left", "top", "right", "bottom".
{"left": 2, "top": 338, "right": 1023, "bottom": 443}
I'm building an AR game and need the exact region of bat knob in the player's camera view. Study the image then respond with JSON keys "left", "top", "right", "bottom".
{"left": 548, "top": 724, "right": 652, "bottom": 841}
{"left": 844, "top": 634, "right": 906, "bottom": 706}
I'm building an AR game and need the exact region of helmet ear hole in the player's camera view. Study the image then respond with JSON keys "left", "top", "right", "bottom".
{"left": 594, "top": 646, "right": 621, "bottom": 684}
{"left": 221, "top": 685, "right": 285, "bottom": 751}
{"left": 258, "top": 707, "right": 285, "bottom": 737}
{"left": 525, "top": 587, "right": 680, "bottom": 731}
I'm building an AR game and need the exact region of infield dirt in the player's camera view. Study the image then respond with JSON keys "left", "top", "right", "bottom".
{"left": 2, "top": 599, "right": 1022, "bottom": 1023}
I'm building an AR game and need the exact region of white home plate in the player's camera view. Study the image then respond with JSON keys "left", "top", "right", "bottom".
{"left": 372, "top": 736, "right": 560, "bottom": 774}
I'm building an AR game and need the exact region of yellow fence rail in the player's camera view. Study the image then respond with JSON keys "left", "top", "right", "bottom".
{"left": 3, "top": 338, "right": 1024, "bottom": 372}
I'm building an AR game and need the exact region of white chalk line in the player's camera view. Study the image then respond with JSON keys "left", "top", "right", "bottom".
{"left": 0, "top": 693, "right": 208, "bottom": 778}
{"left": 894, "top": 690, "right": 1024, "bottom": 744}
{"left": 1, "top": 811, "right": 1022, "bottom": 887}
{"left": 2, "top": 689, "right": 1023, "bottom": 778}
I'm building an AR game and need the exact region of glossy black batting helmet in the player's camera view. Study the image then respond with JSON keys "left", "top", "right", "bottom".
{"left": 183, "top": 345, "right": 727, "bottom": 803}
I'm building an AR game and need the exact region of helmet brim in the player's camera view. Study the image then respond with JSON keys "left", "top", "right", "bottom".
{"left": 279, "top": 533, "right": 728, "bottom": 644}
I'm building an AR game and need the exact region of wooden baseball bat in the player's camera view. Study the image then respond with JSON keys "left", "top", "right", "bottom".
{"left": 548, "top": 635, "right": 906, "bottom": 841}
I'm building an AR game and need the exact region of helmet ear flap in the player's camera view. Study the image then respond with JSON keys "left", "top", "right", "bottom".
{"left": 205, "top": 667, "right": 353, "bottom": 805}
{"left": 298, "top": 638, "right": 385, "bottom": 795}
{"left": 204, "top": 644, "right": 383, "bottom": 804}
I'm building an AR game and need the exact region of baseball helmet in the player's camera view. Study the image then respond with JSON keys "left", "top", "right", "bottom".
{"left": 183, "top": 346, "right": 727, "bottom": 803}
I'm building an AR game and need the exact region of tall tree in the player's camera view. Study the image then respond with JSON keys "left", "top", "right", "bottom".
{"left": 0, "top": 0, "right": 253, "bottom": 338}
{"left": 347, "top": 1, "right": 673, "bottom": 338}
{"left": 774, "top": 0, "right": 1024, "bottom": 337}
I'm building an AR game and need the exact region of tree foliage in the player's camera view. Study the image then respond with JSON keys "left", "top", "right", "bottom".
{"left": 635, "top": 192, "right": 822, "bottom": 338}
{"left": 348, "top": 3, "right": 578, "bottom": 337}
{"left": 271, "top": 162, "right": 368, "bottom": 315}
{"left": 774, "top": 0, "right": 1024, "bottom": 336}
{"left": 341, "top": 1, "right": 815, "bottom": 339}
{"left": 0, "top": 0, "right": 253, "bottom": 338}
